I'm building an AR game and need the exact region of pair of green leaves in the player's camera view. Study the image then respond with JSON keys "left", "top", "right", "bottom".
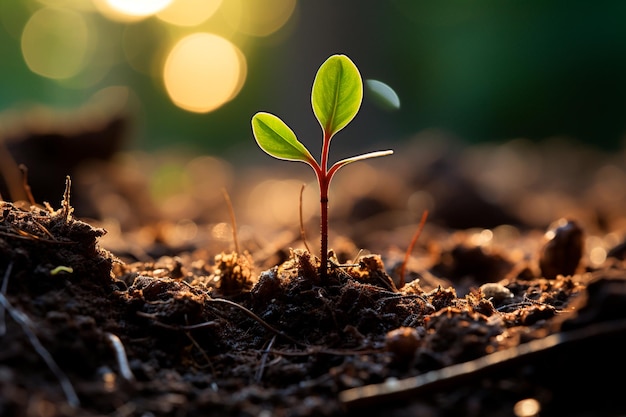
{"left": 251, "top": 54, "right": 393, "bottom": 173}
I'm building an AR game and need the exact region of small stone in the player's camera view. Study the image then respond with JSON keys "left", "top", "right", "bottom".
{"left": 384, "top": 326, "right": 421, "bottom": 363}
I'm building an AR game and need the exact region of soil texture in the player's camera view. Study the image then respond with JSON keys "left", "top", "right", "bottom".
{"left": 1, "top": 117, "right": 626, "bottom": 417}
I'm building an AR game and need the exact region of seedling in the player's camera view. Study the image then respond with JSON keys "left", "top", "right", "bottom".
{"left": 251, "top": 54, "right": 393, "bottom": 280}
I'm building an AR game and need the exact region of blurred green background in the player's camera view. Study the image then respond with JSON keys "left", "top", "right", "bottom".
{"left": 2, "top": 0, "right": 626, "bottom": 158}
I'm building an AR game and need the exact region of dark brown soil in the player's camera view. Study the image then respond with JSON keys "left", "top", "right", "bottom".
{"left": 1, "top": 113, "right": 626, "bottom": 417}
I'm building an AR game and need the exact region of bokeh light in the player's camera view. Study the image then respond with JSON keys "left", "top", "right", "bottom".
{"left": 91, "top": 0, "right": 169, "bottom": 22}
{"left": 102, "top": 0, "right": 172, "bottom": 18}
{"left": 157, "top": 0, "right": 222, "bottom": 27}
{"left": 21, "top": 7, "right": 90, "bottom": 80}
{"left": 4, "top": 0, "right": 299, "bottom": 130}
{"left": 246, "top": 179, "right": 316, "bottom": 227}
{"left": 10, "top": 2, "right": 623, "bottom": 154}
{"left": 163, "top": 33, "right": 246, "bottom": 113}
{"left": 220, "top": 0, "right": 296, "bottom": 37}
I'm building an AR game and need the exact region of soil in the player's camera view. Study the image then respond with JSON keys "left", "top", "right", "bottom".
{"left": 1, "top": 111, "right": 626, "bottom": 417}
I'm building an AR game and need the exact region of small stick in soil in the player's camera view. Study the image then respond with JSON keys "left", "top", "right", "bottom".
{"left": 105, "top": 332, "right": 135, "bottom": 383}
{"left": 339, "top": 318, "right": 626, "bottom": 409}
{"left": 299, "top": 183, "right": 312, "bottom": 253}
{"left": 18, "top": 164, "right": 36, "bottom": 206}
{"left": 183, "top": 330, "right": 216, "bottom": 373}
{"left": 0, "top": 277, "right": 80, "bottom": 407}
{"left": 221, "top": 188, "right": 240, "bottom": 254}
{"left": 61, "top": 176, "right": 74, "bottom": 222}
{"left": 255, "top": 335, "right": 276, "bottom": 383}
{"left": 0, "top": 262, "right": 13, "bottom": 336}
{"left": 268, "top": 343, "right": 383, "bottom": 357}
{"left": 29, "top": 217, "right": 57, "bottom": 241}
{"left": 137, "top": 296, "right": 303, "bottom": 347}
{"left": 137, "top": 303, "right": 383, "bottom": 358}
{"left": 398, "top": 210, "right": 428, "bottom": 288}
{"left": 205, "top": 297, "right": 303, "bottom": 346}
{"left": 0, "top": 227, "right": 71, "bottom": 244}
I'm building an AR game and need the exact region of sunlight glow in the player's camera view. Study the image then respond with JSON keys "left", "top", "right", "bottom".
{"left": 104, "top": 0, "right": 172, "bottom": 17}
{"left": 17, "top": 0, "right": 296, "bottom": 115}
{"left": 469, "top": 229, "right": 493, "bottom": 246}
{"left": 163, "top": 33, "right": 245, "bottom": 113}
{"left": 246, "top": 179, "right": 316, "bottom": 227}
{"left": 513, "top": 398, "right": 541, "bottom": 417}
{"left": 157, "top": 0, "right": 222, "bottom": 27}
{"left": 221, "top": 0, "right": 296, "bottom": 37}
{"left": 21, "top": 7, "right": 89, "bottom": 80}
{"left": 92, "top": 0, "right": 172, "bottom": 22}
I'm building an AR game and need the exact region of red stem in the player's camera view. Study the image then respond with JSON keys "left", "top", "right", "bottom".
{"left": 399, "top": 210, "right": 429, "bottom": 288}
{"left": 318, "top": 132, "right": 332, "bottom": 281}
{"left": 319, "top": 180, "right": 329, "bottom": 281}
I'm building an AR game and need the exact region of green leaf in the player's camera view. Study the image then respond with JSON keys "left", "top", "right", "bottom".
{"left": 251, "top": 112, "right": 315, "bottom": 164}
{"left": 366, "top": 79, "right": 400, "bottom": 111}
{"left": 312, "top": 54, "right": 363, "bottom": 138}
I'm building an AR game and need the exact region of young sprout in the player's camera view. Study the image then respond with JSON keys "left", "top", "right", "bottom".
{"left": 251, "top": 54, "right": 393, "bottom": 280}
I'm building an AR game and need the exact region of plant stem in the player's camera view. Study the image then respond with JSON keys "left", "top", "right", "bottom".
{"left": 319, "top": 178, "right": 329, "bottom": 281}
{"left": 319, "top": 132, "right": 332, "bottom": 281}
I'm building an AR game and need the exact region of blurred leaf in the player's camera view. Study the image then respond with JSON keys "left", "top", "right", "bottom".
{"left": 366, "top": 79, "right": 400, "bottom": 111}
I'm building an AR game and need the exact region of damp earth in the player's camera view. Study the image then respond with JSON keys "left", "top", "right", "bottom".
{"left": 1, "top": 109, "right": 626, "bottom": 417}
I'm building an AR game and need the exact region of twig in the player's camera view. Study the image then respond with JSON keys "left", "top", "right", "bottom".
{"left": 221, "top": 188, "right": 240, "bottom": 254}
{"left": 0, "top": 229, "right": 73, "bottom": 244}
{"left": 0, "top": 262, "right": 13, "bottom": 336}
{"left": 105, "top": 332, "right": 135, "bottom": 383}
{"left": 206, "top": 297, "right": 303, "bottom": 346}
{"left": 350, "top": 249, "right": 364, "bottom": 265}
{"left": 18, "top": 164, "right": 36, "bottom": 206}
{"left": 61, "top": 176, "right": 73, "bottom": 222}
{"left": 299, "top": 184, "right": 311, "bottom": 253}
{"left": 340, "top": 318, "right": 626, "bottom": 409}
{"left": 184, "top": 330, "right": 216, "bottom": 373}
{"left": 378, "top": 292, "right": 430, "bottom": 306}
{"left": 137, "top": 296, "right": 303, "bottom": 347}
{"left": 255, "top": 335, "right": 276, "bottom": 383}
{"left": 269, "top": 346, "right": 382, "bottom": 357}
{"left": 137, "top": 307, "right": 384, "bottom": 357}
{"left": 0, "top": 289, "right": 80, "bottom": 407}
{"left": 399, "top": 210, "right": 428, "bottom": 288}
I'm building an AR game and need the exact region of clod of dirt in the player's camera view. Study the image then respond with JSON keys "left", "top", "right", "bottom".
{"left": 539, "top": 218, "right": 584, "bottom": 280}
{"left": 0, "top": 194, "right": 115, "bottom": 292}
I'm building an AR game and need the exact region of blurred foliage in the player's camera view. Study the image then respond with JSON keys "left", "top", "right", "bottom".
{"left": 385, "top": 1, "right": 626, "bottom": 150}
{"left": 1, "top": 0, "right": 626, "bottom": 158}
